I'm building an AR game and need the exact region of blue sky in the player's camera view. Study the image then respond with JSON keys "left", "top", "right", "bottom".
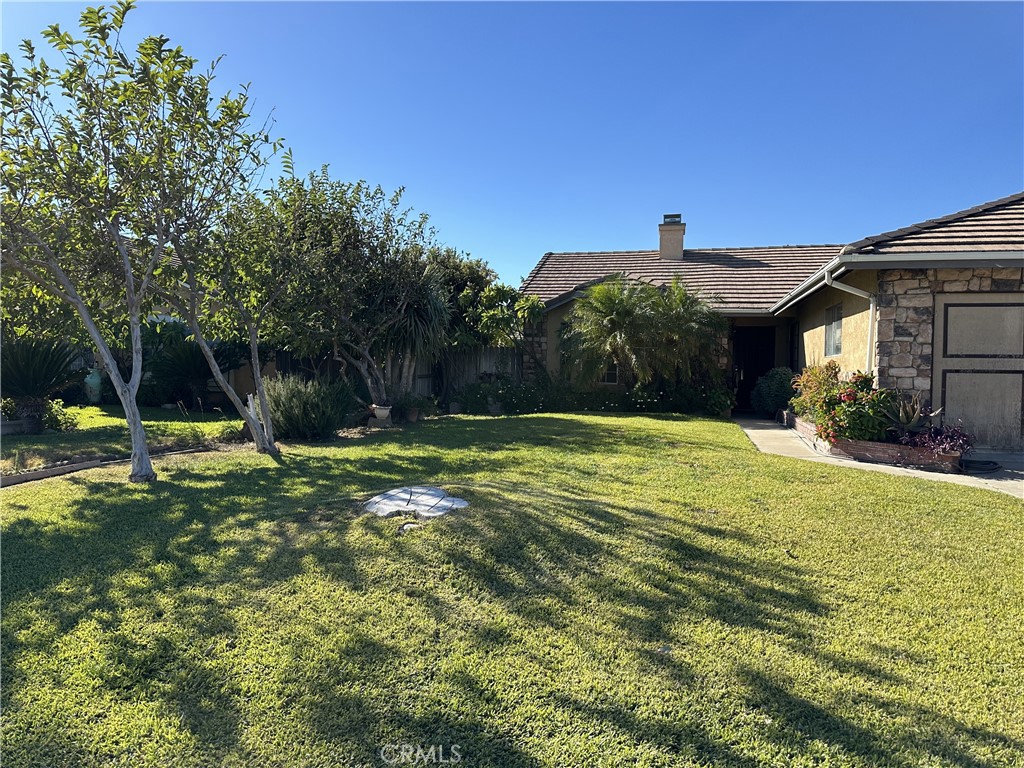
{"left": 4, "top": 2, "right": 1022, "bottom": 284}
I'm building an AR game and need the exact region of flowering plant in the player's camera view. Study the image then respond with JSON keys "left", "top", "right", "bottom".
{"left": 814, "top": 385, "right": 894, "bottom": 444}
{"left": 792, "top": 365, "right": 896, "bottom": 444}
{"left": 899, "top": 425, "right": 974, "bottom": 456}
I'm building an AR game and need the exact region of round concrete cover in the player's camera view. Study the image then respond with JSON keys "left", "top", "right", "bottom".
{"left": 364, "top": 486, "right": 469, "bottom": 520}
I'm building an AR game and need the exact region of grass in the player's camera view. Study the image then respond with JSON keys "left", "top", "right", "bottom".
{"left": 2, "top": 413, "right": 1022, "bottom": 767}
{"left": 0, "top": 405, "right": 244, "bottom": 473}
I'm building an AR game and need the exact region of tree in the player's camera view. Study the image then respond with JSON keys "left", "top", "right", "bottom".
{"left": 1, "top": 270, "right": 83, "bottom": 343}
{"left": 561, "top": 277, "right": 727, "bottom": 391}
{"left": 0, "top": 338, "right": 82, "bottom": 432}
{"left": 654, "top": 278, "right": 729, "bottom": 385}
{"left": 157, "top": 188, "right": 291, "bottom": 454}
{"left": 0, "top": 1, "right": 279, "bottom": 480}
{"left": 476, "top": 283, "right": 546, "bottom": 380}
{"left": 559, "top": 279, "right": 659, "bottom": 387}
{"left": 424, "top": 247, "right": 498, "bottom": 400}
{"left": 380, "top": 262, "right": 451, "bottom": 399}
{"left": 426, "top": 247, "right": 497, "bottom": 348}
{"left": 274, "top": 169, "right": 438, "bottom": 407}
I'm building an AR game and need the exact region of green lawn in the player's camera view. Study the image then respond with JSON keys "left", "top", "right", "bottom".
{"left": 2, "top": 414, "right": 1022, "bottom": 767}
{"left": 1, "top": 405, "right": 244, "bottom": 472}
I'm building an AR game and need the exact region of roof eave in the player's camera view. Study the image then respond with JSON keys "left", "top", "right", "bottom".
{"left": 770, "top": 256, "right": 843, "bottom": 314}
{"left": 835, "top": 250, "right": 1023, "bottom": 268}
{"left": 771, "top": 250, "right": 1024, "bottom": 314}
{"left": 719, "top": 308, "right": 777, "bottom": 317}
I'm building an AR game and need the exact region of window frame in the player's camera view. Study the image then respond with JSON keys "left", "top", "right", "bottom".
{"left": 599, "top": 362, "right": 619, "bottom": 386}
{"left": 824, "top": 303, "right": 843, "bottom": 357}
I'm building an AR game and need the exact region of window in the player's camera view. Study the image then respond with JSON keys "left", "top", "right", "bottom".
{"left": 825, "top": 303, "right": 843, "bottom": 357}
{"left": 600, "top": 363, "right": 618, "bottom": 385}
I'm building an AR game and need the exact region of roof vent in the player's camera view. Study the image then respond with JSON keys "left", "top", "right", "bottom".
{"left": 659, "top": 213, "right": 685, "bottom": 260}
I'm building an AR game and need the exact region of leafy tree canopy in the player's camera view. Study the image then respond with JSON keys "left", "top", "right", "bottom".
{"left": 1, "top": 0, "right": 281, "bottom": 479}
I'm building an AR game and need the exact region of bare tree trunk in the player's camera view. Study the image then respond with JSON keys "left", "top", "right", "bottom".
{"left": 385, "top": 349, "right": 396, "bottom": 395}
{"left": 182, "top": 314, "right": 278, "bottom": 455}
{"left": 122, "top": 393, "right": 157, "bottom": 481}
{"left": 340, "top": 345, "right": 388, "bottom": 405}
{"left": 400, "top": 351, "right": 416, "bottom": 396}
{"left": 247, "top": 322, "right": 275, "bottom": 447}
{"left": 87, "top": 317, "right": 156, "bottom": 482}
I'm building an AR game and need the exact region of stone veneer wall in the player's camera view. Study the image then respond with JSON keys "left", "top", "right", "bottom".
{"left": 875, "top": 266, "right": 1024, "bottom": 403}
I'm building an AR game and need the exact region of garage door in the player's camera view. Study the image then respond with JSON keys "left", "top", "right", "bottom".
{"left": 933, "top": 293, "right": 1024, "bottom": 450}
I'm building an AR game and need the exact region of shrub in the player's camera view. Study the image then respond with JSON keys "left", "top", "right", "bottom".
{"left": 456, "top": 376, "right": 733, "bottom": 417}
{"left": 790, "top": 361, "right": 840, "bottom": 421}
{"left": 0, "top": 338, "right": 83, "bottom": 399}
{"left": 392, "top": 393, "right": 439, "bottom": 422}
{"left": 264, "top": 375, "right": 357, "bottom": 440}
{"left": 792, "top": 365, "right": 894, "bottom": 444}
{"left": 700, "top": 385, "right": 736, "bottom": 417}
{"left": 457, "top": 377, "right": 573, "bottom": 416}
{"left": 42, "top": 399, "right": 78, "bottom": 432}
{"left": 0, "top": 338, "right": 84, "bottom": 431}
{"left": 900, "top": 425, "right": 974, "bottom": 456}
{"left": 751, "top": 367, "right": 795, "bottom": 418}
{"left": 816, "top": 385, "right": 894, "bottom": 443}
{"left": 1, "top": 397, "right": 78, "bottom": 432}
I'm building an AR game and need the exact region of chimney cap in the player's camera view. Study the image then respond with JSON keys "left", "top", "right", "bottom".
{"left": 663, "top": 213, "right": 683, "bottom": 225}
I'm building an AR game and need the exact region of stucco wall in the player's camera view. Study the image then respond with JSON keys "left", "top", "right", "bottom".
{"left": 795, "top": 270, "right": 877, "bottom": 374}
{"left": 544, "top": 303, "right": 574, "bottom": 375}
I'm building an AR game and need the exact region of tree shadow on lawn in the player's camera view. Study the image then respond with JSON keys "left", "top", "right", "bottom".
{"left": 2, "top": 414, "right": 1020, "bottom": 766}
{"left": 738, "top": 667, "right": 1022, "bottom": 768}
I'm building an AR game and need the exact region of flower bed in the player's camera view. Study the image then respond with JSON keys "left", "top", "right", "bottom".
{"left": 785, "top": 412, "right": 961, "bottom": 473}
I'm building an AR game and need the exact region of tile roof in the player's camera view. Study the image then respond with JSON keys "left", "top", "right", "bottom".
{"left": 520, "top": 245, "right": 840, "bottom": 313}
{"left": 841, "top": 191, "right": 1024, "bottom": 255}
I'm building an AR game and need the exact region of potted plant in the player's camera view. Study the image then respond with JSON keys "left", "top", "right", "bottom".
{"left": 372, "top": 401, "right": 392, "bottom": 420}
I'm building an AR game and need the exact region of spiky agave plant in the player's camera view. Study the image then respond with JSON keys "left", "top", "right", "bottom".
{"left": 883, "top": 390, "right": 940, "bottom": 437}
{"left": 0, "top": 338, "right": 83, "bottom": 432}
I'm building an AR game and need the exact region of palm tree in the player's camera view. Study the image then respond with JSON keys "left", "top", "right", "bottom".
{"left": 562, "top": 277, "right": 727, "bottom": 391}
{"left": 380, "top": 263, "right": 451, "bottom": 399}
{"left": 655, "top": 278, "right": 729, "bottom": 383}
{"left": 561, "top": 278, "right": 661, "bottom": 387}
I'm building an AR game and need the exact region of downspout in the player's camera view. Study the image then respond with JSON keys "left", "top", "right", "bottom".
{"left": 824, "top": 270, "right": 877, "bottom": 376}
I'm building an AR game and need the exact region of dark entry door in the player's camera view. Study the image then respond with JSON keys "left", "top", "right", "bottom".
{"left": 732, "top": 326, "right": 776, "bottom": 411}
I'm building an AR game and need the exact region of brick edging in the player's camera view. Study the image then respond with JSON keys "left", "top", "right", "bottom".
{"left": 783, "top": 412, "right": 961, "bottom": 473}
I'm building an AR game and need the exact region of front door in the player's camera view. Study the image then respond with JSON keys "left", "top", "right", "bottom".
{"left": 732, "top": 326, "right": 777, "bottom": 411}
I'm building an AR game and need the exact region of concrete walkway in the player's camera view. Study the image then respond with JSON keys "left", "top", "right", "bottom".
{"left": 735, "top": 417, "right": 1024, "bottom": 499}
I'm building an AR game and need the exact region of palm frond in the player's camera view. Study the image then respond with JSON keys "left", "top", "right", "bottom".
{"left": 0, "top": 338, "right": 83, "bottom": 399}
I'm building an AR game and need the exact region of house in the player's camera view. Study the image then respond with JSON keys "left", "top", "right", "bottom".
{"left": 520, "top": 192, "right": 1024, "bottom": 449}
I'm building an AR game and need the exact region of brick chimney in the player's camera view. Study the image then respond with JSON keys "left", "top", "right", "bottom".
{"left": 659, "top": 214, "right": 685, "bottom": 260}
